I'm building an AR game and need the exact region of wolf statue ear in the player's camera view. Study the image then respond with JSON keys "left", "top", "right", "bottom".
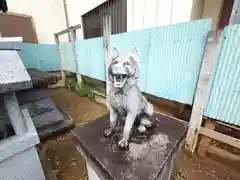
{"left": 131, "top": 47, "right": 140, "bottom": 63}
{"left": 132, "top": 47, "right": 139, "bottom": 58}
{"left": 111, "top": 47, "right": 119, "bottom": 60}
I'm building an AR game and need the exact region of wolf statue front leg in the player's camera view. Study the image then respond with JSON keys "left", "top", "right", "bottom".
{"left": 118, "top": 87, "right": 140, "bottom": 149}
{"left": 104, "top": 105, "right": 118, "bottom": 137}
{"left": 118, "top": 112, "right": 136, "bottom": 148}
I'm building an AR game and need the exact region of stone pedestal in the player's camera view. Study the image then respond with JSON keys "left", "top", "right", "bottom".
{"left": 72, "top": 113, "right": 188, "bottom": 180}
{"left": 0, "top": 45, "right": 46, "bottom": 179}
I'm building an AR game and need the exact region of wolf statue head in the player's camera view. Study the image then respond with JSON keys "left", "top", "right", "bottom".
{"left": 108, "top": 47, "right": 140, "bottom": 89}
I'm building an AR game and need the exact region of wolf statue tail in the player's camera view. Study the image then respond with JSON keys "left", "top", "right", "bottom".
{"left": 141, "top": 95, "right": 154, "bottom": 116}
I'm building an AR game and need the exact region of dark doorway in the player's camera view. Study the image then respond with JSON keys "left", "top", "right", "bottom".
{"left": 82, "top": 0, "right": 127, "bottom": 39}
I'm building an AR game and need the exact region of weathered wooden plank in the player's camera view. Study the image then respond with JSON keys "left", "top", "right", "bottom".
{"left": 229, "top": 0, "right": 240, "bottom": 25}
{"left": 217, "top": 121, "right": 240, "bottom": 131}
{"left": 54, "top": 34, "right": 65, "bottom": 87}
{"left": 70, "top": 29, "right": 82, "bottom": 83}
{"left": 197, "top": 118, "right": 216, "bottom": 157}
{"left": 54, "top": 24, "right": 81, "bottom": 36}
{"left": 103, "top": 13, "right": 111, "bottom": 103}
{"left": 185, "top": 30, "right": 222, "bottom": 153}
{"left": 199, "top": 127, "right": 240, "bottom": 150}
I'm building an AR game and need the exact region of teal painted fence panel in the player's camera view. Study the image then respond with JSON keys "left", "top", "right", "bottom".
{"left": 111, "top": 29, "right": 151, "bottom": 91}
{"left": 146, "top": 19, "right": 211, "bottom": 104}
{"left": 19, "top": 43, "right": 60, "bottom": 71}
{"left": 74, "top": 19, "right": 211, "bottom": 104}
{"left": 76, "top": 37, "right": 105, "bottom": 81}
{"left": 59, "top": 43, "right": 76, "bottom": 73}
{"left": 204, "top": 25, "right": 240, "bottom": 126}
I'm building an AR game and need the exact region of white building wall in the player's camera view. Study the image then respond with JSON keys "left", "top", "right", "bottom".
{"left": 7, "top": 0, "right": 68, "bottom": 43}
{"left": 127, "top": 0, "right": 193, "bottom": 32}
{"left": 7, "top": 0, "right": 193, "bottom": 43}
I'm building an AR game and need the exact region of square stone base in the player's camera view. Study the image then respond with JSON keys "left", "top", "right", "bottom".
{"left": 72, "top": 113, "right": 188, "bottom": 180}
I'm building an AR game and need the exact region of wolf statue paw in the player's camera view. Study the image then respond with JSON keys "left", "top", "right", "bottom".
{"left": 137, "top": 125, "right": 147, "bottom": 133}
{"left": 104, "top": 128, "right": 115, "bottom": 137}
{"left": 118, "top": 139, "right": 129, "bottom": 149}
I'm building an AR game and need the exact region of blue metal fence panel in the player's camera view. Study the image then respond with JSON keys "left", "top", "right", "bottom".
{"left": 74, "top": 19, "right": 211, "bottom": 104}
{"left": 146, "top": 19, "right": 211, "bottom": 104}
{"left": 111, "top": 29, "right": 151, "bottom": 91}
{"left": 204, "top": 24, "right": 240, "bottom": 126}
{"left": 19, "top": 43, "right": 60, "bottom": 71}
{"left": 59, "top": 43, "right": 76, "bottom": 73}
{"left": 76, "top": 37, "right": 105, "bottom": 81}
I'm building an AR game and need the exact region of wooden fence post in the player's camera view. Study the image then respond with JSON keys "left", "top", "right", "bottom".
{"left": 54, "top": 34, "right": 65, "bottom": 87}
{"left": 103, "top": 13, "right": 111, "bottom": 106}
{"left": 70, "top": 28, "right": 82, "bottom": 84}
{"left": 185, "top": 30, "right": 222, "bottom": 153}
{"left": 229, "top": 0, "right": 240, "bottom": 25}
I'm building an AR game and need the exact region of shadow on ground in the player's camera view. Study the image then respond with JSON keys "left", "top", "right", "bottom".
{"left": 40, "top": 87, "right": 240, "bottom": 180}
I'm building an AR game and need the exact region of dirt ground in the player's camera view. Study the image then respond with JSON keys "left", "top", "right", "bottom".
{"left": 40, "top": 87, "right": 240, "bottom": 180}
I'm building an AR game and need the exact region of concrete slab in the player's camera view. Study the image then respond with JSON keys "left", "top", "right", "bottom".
{"left": 0, "top": 50, "right": 32, "bottom": 93}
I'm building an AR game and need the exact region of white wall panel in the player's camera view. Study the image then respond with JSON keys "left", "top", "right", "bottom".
{"left": 127, "top": 0, "right": 193, "bottom": 32}
{"left": 7, "top": 0, "right": 67, "bottom": 43}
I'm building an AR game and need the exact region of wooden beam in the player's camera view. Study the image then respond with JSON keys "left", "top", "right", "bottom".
{"left": 54, "top": 24, "right": 82, "bottom": 87}
{"left": 197, "top": 119, "right": 216, "bottom": 158}
{"left": 208, "top": 145, "right": 240, "bottom": 162}
{"left": 185, "top": 30, "right": 222, "bottom": 153}
{"left": 199, "top": 127, "right": 240, "bottom": 150}
{"left": 55, "top": 24, "right": 81, "bottom": 36}
{"left": 70, "top": 24, "right": 82, "bottom": 31}
{"left": 229, "top": 0, "right": 240, "bottom": 25}
{"left": 217, "top": 121, "right": 240, "bottom": 131}
{"left": 103, "top": 13, "right": 111, "bottom": 105}
{"left": 70, "top": 29, "right": 82, "bottom": 83}
{"left": 54, "top": 34, "right": 65, "bottom": 87}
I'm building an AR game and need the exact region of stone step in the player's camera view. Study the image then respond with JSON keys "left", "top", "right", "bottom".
{"left": 17, "top": 89, "right": 50, "bottom": 105}
{"left": 0, "top": 88, "right": 74, "bottom": 140}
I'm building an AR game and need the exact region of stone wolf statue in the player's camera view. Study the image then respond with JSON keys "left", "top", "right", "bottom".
{"left": 104, "top": 47, "right": 154, "bottom": 149}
